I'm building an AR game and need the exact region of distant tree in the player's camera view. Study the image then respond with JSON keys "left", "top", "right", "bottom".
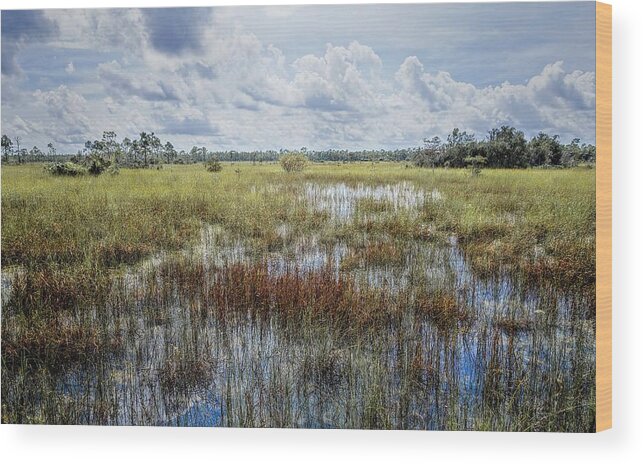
{"left": 444, "top": 128, "right": 476, "bottom": 167}
{"left": 486, "top": 126, "right": 528, "bottom": 168}
{"left": 30, "top": 146, "right": 44, "bottom": 160}
{"left": 84, "top": 140, "right": 93, "bottom": 155}
{"left": 14, "top": 136, "right": 22, "bottom": 164}
{"left": 163, "top": 141, "right": 177, "bottom": 164}
{"left": 528, "top": 132, "right": 563, "bottom": 166}
{"left": 189, "top": 146, "right": 199, "bottom": 161}
{"left": 138, "top": 132, "right": 161, "bottom": 166}
{"left": 414, "top": 136, "right": 444, "bottom": 169}
{"left": 1, "top": 135, "right": 13, "bottom": 162}
{"left": 18, "top": 148, "right": 28, "bottom": 163}
{"left": 101, "top": 131, "right": 119, "bottom": 163}
{"left": 121, "top": 137, "right": 134, "bottom": 164}
{"left": 580, "top": 143, "right": 596, "bottom": 164}
{"left": 47, "top": 142, "right": 56, "bottom": 157}
{"left": 561, "top": 138, "right": 581, "bottom": 166}
{"left": 0, "top": 127, "right": 594, "bottom": 169}
{"left": 561, "top": 138, "right": 596, "bottom": 166}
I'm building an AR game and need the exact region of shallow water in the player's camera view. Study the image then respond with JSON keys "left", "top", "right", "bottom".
{"left": 302, "top": 181, "right": 433, "bottom": 222}
{"left": 1, "top": 181, "right": 595, "bottom": 430}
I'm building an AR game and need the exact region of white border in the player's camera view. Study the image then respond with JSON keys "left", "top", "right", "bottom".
{"left": 1, "top": 1, "right": 641, "bottom": 463}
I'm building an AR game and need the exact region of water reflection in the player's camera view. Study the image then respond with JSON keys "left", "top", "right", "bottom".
{"left": 1, "top": 181, "right": 595, "bottom": 430}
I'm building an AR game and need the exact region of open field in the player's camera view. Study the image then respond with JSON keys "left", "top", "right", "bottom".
{"left": 1, "top": 162, "right": 596, "bottom": 430}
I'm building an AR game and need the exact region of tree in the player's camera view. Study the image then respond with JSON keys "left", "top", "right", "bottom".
{"left": 101, "top": 131, "right": 119, "bottom": 163}
{"left": 445, "top": 128, "right": 476, "bottom": 167}
{"left": 163, "top": 141, "right": 177, "bottom": 164}
{"left": 84, "top": 140, "right": 94, "bottom": 156}
{"left": 47, "top": 142, "right": 56, "bottom": 157}
{"left": 579, "top": 143, "right": 596, "bottom": 164}
{"left": 122, "top": 137, "right": 134, "bottom": 164}
{"left": 14, "top": 136, "right": 22, "bottom": 164}
{"left": 414, "top": 136, "right": 444, "bottom": 169}
{"left": 485, "top": 126, "right": 528, "bottom": 168}
{"left": 86, "top": 154, "right": 111, "bottom": 175}
{"left": 30, "top": 146, "right": 44, "bottom": 160}
{"left": 528, "top": 132, "right": 563, "bottom": 166}
{"left": 189, "top": 146, "right": 199, "bottom": 162}
{"left": 561, "top": 138, "right": 581, "bottom": 166}
{"left": 137, "top": 132, "right": 161, "bottom": 166}
{"left": 1, "top": 135, "right": 13, "bottom": 162}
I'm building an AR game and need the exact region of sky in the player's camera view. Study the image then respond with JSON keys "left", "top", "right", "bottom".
{"left": 1, "top": 2, "right": 596, "bottom": 152}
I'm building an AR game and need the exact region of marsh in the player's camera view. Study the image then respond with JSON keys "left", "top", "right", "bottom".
{"left": 1, "top": 163, "right": 595, "bottom": 431}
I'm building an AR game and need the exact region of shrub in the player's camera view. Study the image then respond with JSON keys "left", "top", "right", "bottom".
{"left": 204, "top": 159, "right": 223, "bottom": 172}
{"left": 464, "top": 155, "right": 487, "bottom": 176}
{"left": 85, "top": 154, "right": 111, "bottom": 175}
{"left": 280, "top": 152, "right": 308, "bottom": 172}
{"left": 44, "top": 162, "right": 87, "bottom": 176}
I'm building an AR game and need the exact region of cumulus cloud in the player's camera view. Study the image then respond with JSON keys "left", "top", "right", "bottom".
{"left": 395, "top": 56, "right": 477, "bottom": 112}
{"left": 31, "top": 85, "right": 92, "bottom": 142}
{"left": 1, "top": 7, "right": 596, "bottom": 151}
{"left": 290, "top": 42, "right": 384, "bottom": 112}
{"left": 470, "top": 61, "right": 596, "bottom": 136}
{"left": 385, "top": 55, "right": 595, "bottom": 144}
{"left": 526, "top": 61, "right": 595, "bottom": 110}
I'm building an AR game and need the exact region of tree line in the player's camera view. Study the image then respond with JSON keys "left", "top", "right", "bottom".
{"left": 414, "top": 127, "right": 596, "bottom": 169}
{"left": 1, "top": 126, "right": 596, "bottom": 168}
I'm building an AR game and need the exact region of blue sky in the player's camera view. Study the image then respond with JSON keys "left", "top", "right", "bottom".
{"left": 1, "top": 2, "right": 596, "bottom": 152}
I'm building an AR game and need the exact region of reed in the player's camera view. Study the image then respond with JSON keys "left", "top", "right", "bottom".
{"left": 1, "top": 163, "right": 595, "bottom": 430}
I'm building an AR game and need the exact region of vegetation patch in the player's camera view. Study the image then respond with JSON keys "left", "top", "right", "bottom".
{"left": 1, "top": 162, "right": 596, "bottom": 430}
{"left": 44, "top": 161, "right": 87, "bottom": 177}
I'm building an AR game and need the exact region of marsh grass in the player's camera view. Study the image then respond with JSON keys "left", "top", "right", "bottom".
{"left": 1, "top": 163, "right": 595, "bottom": 430}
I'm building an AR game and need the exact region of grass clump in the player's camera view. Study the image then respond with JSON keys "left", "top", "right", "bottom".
{"left": 493, "top": 316, "right": 534, "bottom": 335}
{"left": 159, "top": 348, "right": 214, "bottom": 394}
{"left": 341, "top": 241, "right": 405, "bottom": 271}
{"left": 2, "top": 316, "right": 122, "bottom": 368}
{"left": 204, "top": 159, "right": 223, "bottom": 172}
{"left": 44, "top": 161, "right": 87, "bottom": 177}
{"left": 414, "top": 289, "right": 470, "bottom": 329}
{"left": 280, "top": 152, "right": 308, "bottom": 172}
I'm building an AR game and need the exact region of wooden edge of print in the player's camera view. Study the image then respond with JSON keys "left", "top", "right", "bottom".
{"left": 596, "top": 1, "right": 612, "bottom": 433}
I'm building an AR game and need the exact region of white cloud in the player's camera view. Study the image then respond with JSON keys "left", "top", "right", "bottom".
{"left": 44, "top": 8, "right": 147, "bottom": 55}
{"left": 97, "top": 60, "right": 185, "bottom": 102}
{"left": 29, "top": 85, "right": 92, "bottom": 143}
{"left": 1, "top": 7, "right": 596, "bottom": 151}
{"left": 290, "top": 42, "right": 385, "bottom": 112}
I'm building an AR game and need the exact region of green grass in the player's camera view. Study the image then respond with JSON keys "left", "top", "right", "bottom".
{"left": 1, "top": 162, "right": 596, "bottom": 430}
{"left": 1, "top": 163, "right": 595, "bottom": 282}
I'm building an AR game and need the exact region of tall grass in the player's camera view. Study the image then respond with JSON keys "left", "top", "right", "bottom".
{"left": 1, "top": 163, "right": 595, "bottom": 430}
